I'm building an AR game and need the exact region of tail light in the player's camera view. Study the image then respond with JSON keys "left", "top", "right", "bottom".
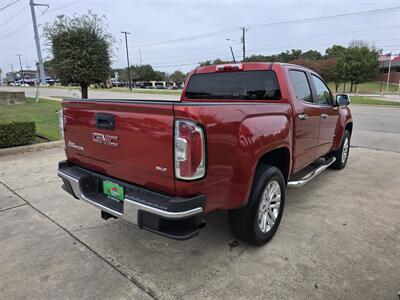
{"left": 216, "top": 63, "right": 242, "bottom": 72}
{"left": 59, "top": 108, "right": 65, "bottom": 145}
{"left": 174, "top": 119, "right": 206, "bottom": 180}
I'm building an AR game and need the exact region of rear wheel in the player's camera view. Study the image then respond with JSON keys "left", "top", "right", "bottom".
{"left": 330, "top": 130, "right": 350, "bottom": 170}
{"left": 228, "top": 165, "right": 285, "bottom": 246}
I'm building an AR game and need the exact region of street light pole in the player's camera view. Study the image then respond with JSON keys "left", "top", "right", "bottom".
{"left": 121, "top": 31, "right": 132, "bottom": 90}
{"left": 229, "top": 46, "right": 236, "bottom": 63}
{"left": 29, "top": 0, "right": 48, "bottom": 86}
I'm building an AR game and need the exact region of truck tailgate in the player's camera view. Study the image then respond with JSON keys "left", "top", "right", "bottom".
{"left": 62, "top": 99, "right": 176, "bottom": 195}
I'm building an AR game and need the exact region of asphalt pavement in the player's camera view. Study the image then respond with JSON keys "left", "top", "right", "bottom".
{"left": 351, "top": 105, "right": 400, "bottom": 153}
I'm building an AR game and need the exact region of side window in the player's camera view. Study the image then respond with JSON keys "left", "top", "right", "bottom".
{"left": 311, "top": 75, "right": 333, "bottom": 105}
{"left": 289, "top": 70, "right": 313, "bottom": 103}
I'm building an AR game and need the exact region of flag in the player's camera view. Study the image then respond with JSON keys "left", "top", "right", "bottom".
{"left": 379, "top": 53, "right": 392, "bottom": 61}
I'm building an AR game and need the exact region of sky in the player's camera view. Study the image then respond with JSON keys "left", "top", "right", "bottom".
{"left": 0, "top": 0, "right": 399, "bottom": 76}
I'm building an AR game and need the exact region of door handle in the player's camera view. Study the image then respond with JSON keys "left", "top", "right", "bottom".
{"left": 320, "top": 113, "right": 328, "bottom": 119}
{"left": 298, "top": 113, "right": 309, "bottom": 120}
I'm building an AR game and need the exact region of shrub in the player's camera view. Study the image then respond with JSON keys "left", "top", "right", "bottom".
{"left": 0, "top": 121, "right": 36, "bottom": 148}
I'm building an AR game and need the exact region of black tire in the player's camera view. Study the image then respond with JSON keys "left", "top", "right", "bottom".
{"left": 330, "top": 130, "right": 350, "bottom": 170}
{"left": 228, "top": 165, "right": 285, "bottom": 246}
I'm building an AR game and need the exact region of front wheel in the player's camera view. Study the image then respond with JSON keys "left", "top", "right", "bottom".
{"left": 228, "top": 165, "right": 285, "bottom": 246}
{"left": 330, "top": 130, "right": 350, "bottom": 170}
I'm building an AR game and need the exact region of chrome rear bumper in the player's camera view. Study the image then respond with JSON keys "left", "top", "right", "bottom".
{"left": 58, "top": 161, "right": 205, "bottom": 240}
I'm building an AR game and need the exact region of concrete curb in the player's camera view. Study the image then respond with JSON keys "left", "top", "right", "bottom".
{"left": 0, "top": 141, "right": 63, "bottom": 157}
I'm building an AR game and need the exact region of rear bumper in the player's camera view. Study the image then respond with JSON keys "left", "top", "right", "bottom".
{"left": 58, "top": 161, "right": 205, "bottom": 240}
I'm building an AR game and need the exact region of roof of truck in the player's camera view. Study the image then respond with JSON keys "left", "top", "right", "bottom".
{"left": 193, "top": 62, "right": 313, "bottom": 74}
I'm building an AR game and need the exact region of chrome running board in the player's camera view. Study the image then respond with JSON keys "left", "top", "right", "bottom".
{"left": 287, "top": 157, "right": 336, "bottom": 188}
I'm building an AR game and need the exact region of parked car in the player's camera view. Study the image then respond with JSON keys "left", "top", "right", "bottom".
{"left": 58, "top": 62, "right": 352, "bottom": 245}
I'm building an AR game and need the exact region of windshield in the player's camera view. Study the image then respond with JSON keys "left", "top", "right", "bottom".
{"left": 185, "top": 70, "right": 281, "bottom": 100}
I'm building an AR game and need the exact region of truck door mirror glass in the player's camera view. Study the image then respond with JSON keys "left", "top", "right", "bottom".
{"left": 335, "top": 94, "right": 350, "bottom": 106}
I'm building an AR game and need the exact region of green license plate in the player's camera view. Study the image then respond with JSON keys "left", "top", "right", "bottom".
{"left": 102, "top": 180, "right": 124, "bottom": 201}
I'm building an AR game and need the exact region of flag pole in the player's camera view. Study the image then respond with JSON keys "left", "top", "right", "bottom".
{"left": 386, "top": 53, "right": 392, "bottom": 93}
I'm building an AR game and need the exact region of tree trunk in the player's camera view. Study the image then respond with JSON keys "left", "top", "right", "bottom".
{"left": 81, "top": 83, "right": 88, "bottom": 99}
{"left": 334, "top": 82, "right": 339, "bottom": 93}
{"left": 350, "top": 81, "right": 354, "bottom": 93}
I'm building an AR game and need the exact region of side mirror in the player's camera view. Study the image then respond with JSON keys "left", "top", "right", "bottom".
{"left": 335, "top": 94, "right": 350, "bottom": 106}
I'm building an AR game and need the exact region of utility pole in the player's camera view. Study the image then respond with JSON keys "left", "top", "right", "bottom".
{"left": 240, "top": 27, "right": 248, "bottom": 62}
{"left": 139, "top": 49, "right": 142, "bottom": 66}
{"left": 30, "top": 0, "right": 48, "bottom": 86}
{"left": 121, "top": 31, "right": 132, "bottom": 90}
{"left": 17, "top": 54, "right": 25, "bottom": 85}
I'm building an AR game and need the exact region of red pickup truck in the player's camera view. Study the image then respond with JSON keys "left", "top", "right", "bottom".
{"left": 58, "top": 62, "right": 352, "bottom": 245}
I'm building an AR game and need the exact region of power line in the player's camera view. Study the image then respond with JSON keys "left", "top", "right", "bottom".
{"left": 0, "top": 20, "right": 32, "bottom": 41}
{"left": 0, "top": 0, "right": 21, "bottom": 12}
{"left": 131, "top": 6, "right": 400, "bottom": 49}
{"left": 0, "top": 4, "right": 28, "bottom": 26}
{"left": 139, "top": 25, "right": 400, "bottom": 61}
{"left": 0, "top": 0, "right": 83, "bottom": 41}
{"left": 44, "top": 0, "right": 81, "bottom": 15}
{"left": 248, "top": 6, "right": 400, "bottom": 28}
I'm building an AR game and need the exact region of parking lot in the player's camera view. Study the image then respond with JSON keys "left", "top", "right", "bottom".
{"left": 1, "top": 106, "right": 399, "bottom": 299}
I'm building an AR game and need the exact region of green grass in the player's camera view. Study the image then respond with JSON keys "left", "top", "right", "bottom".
{"left": 0, "top": 97, "right": 61, "bottom": 141}
{"left": 350, "top": 96, "right": 400, "bottom": 107}
{"left": 328, "top": 81, "right": 398, "bottom": 94}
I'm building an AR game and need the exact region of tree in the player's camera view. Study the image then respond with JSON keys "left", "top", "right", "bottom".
{"left": 199, "top": 58, "right": 231, "bottom": 67}
{"left": 133, "top": 65, "right": 159, "bottom": 82}
{"left": 346, "top": 40, "right": 379, "bottom": 92}
{"left": 289, "top": 58, "right": 336, "bottom": 82}
{"left": 325, "top": 42, "right": 379, "bottom": 92}
{"left": 44, "top": 12, "right": 112, "bottom": 98}
{"left": 154, "top": 71, "right": 167, "bottom": 81}
{"left": 325, "top": 45, "right": 347, "bottom": 92}
{"left": 300, "top": 50, "right": 323, "bottom": 61}
{"left": 43, "top": 59, "right": 57, "bottom": 79}
{"left": 170, "top": 70, "right": 186, "bottom": 83}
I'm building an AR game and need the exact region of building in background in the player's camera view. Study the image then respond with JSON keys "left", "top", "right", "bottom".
{"left": 5, "top": 70, "right": 38, "bottom": 84}
{"left": 377, "top": 54, "right": 400, "bottom": 84}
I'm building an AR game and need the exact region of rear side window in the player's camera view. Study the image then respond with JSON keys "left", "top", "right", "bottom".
{"left": 289, "top": 70, "right": 312, "bottom": 103}
{"left": 185, "top": 71, "right": 281, "bottom": 100}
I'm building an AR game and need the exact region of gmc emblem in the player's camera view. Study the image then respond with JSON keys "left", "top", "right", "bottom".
{"left": 92, "top": 132, "right": 119, "bottom": 147}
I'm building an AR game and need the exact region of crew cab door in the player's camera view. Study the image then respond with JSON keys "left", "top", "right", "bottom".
{"left": 288, "top": 69, "right": 321, "bottom": 173}
{"left": 309, "top": 74, "right": 340, "bottom": 158}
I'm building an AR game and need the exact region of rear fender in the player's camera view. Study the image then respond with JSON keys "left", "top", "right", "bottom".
{"left": 333, "top": 107, "right": 352, "bottom": 151}
{"left": 238, "top": 114, "right": 292, "bottom": 207}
